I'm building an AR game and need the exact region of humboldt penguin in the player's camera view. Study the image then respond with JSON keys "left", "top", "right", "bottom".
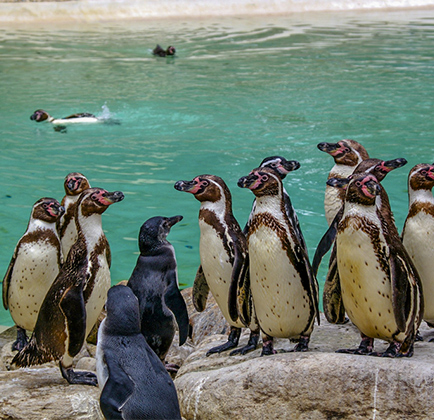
{"left": 58, "top": 172, "right": 91, "bottom": 258}
{"left": 12, "top": 188, "right": 124, "bottom": 385}
{"left": 96, "top": 285, "right": 182, "bottom": 420}
{"left": 335, "top": 173, "right": 422, "bottom": 357}
{"left": 317, "top": 139, "right": 369, "bottom": 225}
{"left": 245, "top": 156, "right": 306, "bottom": 252}
{"left": 313, "top": 158, "right": 408, "bottom": 324}
{"left": 153, "top": 45, "right": 176, "bottom": 57}
{"left": 238, "top": 167, "right": 320, "bottom": 355}
{"left": 30, "top": 109, "right": 100, "bottom": 125}
{"left": 2, "top": 198, "right": 64, "bottom": 351}
{"left": 174, "top": 175, "right": 259, "bottom": 356}
{"left": 402, "top": 164, "right": 434, "bottom": 328}
{"left": 127, "top": 215, "right": 189, "bottom": 369}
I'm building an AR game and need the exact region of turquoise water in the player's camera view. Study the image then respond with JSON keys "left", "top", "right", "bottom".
{"left": 1, "top": 10, "right": 434, "bottom": 327}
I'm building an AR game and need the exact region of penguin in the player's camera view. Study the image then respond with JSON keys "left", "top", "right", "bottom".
{"left": 237, "top": 167, "right": 320, "bottom": 355}
{"left": 30, "top": 109, "right": 100, "bottom": 125}
{"left": 245, "top": 156, "right": 306, "bottom": 252}
{"left": 153, "top": 45, "right": 176, "bottom": 57}
{"left": 317, "top": 139, "right": 369, "bottom": 225}
{"left": 127, "top": 215, "right": 189, "bottom": 369}
{"left": 2, "top": 198, "right": 64, "bottom": 351}
{"left": 313, "top": 158, "right": 408, "bottom": 325}
{"left": 335, "top": 173, "right": 423, "bottom": 357}
{"left": 57, "top": 172, "right": 91, "bottom": 258}
{"left": 402, "top": 164, "right": 434, "bottom": 328}
{"left": 174, "top": 175, "right": 259, "bottom": 356}
{"left": 12, "top": 188, "right": 124, "bottom": 385}
{"left": 96, "top": 285, "right": 182, "bottom": 420}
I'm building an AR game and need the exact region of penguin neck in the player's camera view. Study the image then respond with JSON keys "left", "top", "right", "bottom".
{"left": 76, "top": 211, "right": 104, "bottom": 252}
{"left": 27, "top": 218, "right": 57, "bottom": 234}
{"left": 200, "top": 197, "right": 227, "bottom": 221}
{"left": 63, "top": 194, "right": 80, "bottom": 211}
{"left": 343, "top": 201, "right": 378, "bottom": 223}
{"left": 254, "top": 193, "right": 283, "bottom": 217}
{"left": 330, "top": 163, "right": 357, "bottom": 179}
{"left": 408, "top": 187, "right": 434, "bottom": 207}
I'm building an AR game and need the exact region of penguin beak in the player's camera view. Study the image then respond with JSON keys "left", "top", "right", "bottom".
{"left": 380, "top": 158, "right": 408, "bottom": 171}
{"left": 238, "top": 173, "right": 260, "bottom": 189}
{"left": 365, "top": 179, "right": 381, "bottom": 197}
{"left": 102, "top": 191, "right": 125, "bottom": 205}
{"left": 326, "top": 177, "right": 350, "bottom": 189}
{"left": 167, "top": 215, "right": 183, "bottom": 227}
{"left": 174, "top": 180, "right": 196, "bottom": 193}
{"left": 281, "top": 160, "right": 300, "bottom": 173}
{"left": 317, "top": 142, "right": 340, "bottom": 154}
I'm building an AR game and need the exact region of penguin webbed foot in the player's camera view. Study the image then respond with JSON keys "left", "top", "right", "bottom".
{"left": 12, "top": 327, "right": 29, "bottom": 352}
{"left": 229, "top": 331, "right": 259, "bottom": 356}
{"left": 336, "top": 336, "right": 374, "bottom": 355}
{"left": 369, "top": 341, "right": 413, "bottom": 358}
{"left": 288, "top": 336, "right": 310, "bottom": 352}
{"left": 206, "top": 327, "right": 241, "bottom": 357}
{"left": 164, "top": 362, "right": 180, "bottom": 374}
{"left": 260, "top": 338, "right": 277, "bottom": 356}
{"left": 60, "top": 363, "right": 98, "bottom": 386}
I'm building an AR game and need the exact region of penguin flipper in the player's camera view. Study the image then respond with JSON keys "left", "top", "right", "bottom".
{"left": 312, "top": 208, "right": 342, "bottom": 277}
{"left": 192, "top": 265, "right": 209, "bottom": 312}
{"left": 2, "top": 244, "right": 18, "bottom": 309}
{"left": 164, "top": 278, "right": 189, "bottom": 346}
{"left": 322, "top": 247, "right": 346, "bottom": 324}
{"left": 100, "top": 354, "right": 134, "bottom": 420}
{"left": 284, "top": 193, "right": 308, "bottom": 254}
{"left": 60, "top": 284, "right": 87, "bottom": 357}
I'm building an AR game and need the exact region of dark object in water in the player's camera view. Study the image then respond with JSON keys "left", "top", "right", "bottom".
{"left": 153, "top": 45, "right": 176, "bottom": 57}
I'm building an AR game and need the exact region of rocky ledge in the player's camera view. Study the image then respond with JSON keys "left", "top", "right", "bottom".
{"left": 1, "top": 288, "right": 434, "bottom": 419}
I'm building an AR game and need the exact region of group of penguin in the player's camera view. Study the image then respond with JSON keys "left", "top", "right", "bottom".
{"left": 3, "top": 138, "right": 434, "bottom": 419}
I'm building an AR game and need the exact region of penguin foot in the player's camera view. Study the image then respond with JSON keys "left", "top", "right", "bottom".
{"left": 12, "top": 327, "right": 29, "bottom": 352}
{"left": 260, "top": 339, "right": 277, "bottom": 356}
{"left": 229, "top": 331, "right": 259, "bottom": 356}
{"left": 164, "top": 362, "right": 180, "bottom": 373}
{"left": 288, "top": 336, "right": 310, "bottom": 352}
{"left": 336, "top": 336, "right": 373, "bottom": 355}
{"left": 416, "top": 330, "right": 424, "bottom": 341}
{"left": 206, "top": 340, "right": 238, "bottom": 356}
{"left": 60, "top": 363, "right": 98, "bottom": 386}
{"left": 369, "top": 341, "right": 413, "bottom": 358}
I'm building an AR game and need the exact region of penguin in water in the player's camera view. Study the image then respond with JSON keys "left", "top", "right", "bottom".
{"left": 244, "top": 156, "right": 306, "bottom": 252}
{"left": 174, "top": 175, "right": 259, "bottom": 356}
{"left": 2, "top": 198, "right": 64, "bottom": 351}
{"left": 96, "top": 285, "right": 182, "bottom": 420}
{"left": 57, "top": 172, "right": 91, "bottom": 258}
{"left": 153, "top": 45, "right": 176, "bottom": 57}
{"left": 238, "top": 167, "right": 320, "bottom": 355}
{"left": 127, "top": 216, "right": 189, "bottom": 371}
{"left": 317, "top": 139, "right": 369, "bottom": 225}
{"left": 12, "top": 188, "right": 124, "bottom": 385}
{"left": 402, "top": 164, "right": 434, "bottom": 330}
{"left": 30, "top": 109, "right": 100, "bottom": 125}
{"left": 335, "top": 173, "right": 422, "bottom": 357}
{"left": 312, "top": 158, "right": 408, "bottom": 324}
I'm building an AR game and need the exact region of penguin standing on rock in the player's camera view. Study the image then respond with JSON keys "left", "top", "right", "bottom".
{"left": 127, "top": 215, "right": 189, "bottom": 370}
{"left": 2, "top": 198, "right": 64, "bottom": 351}
{"left": 402, "top": 164, "right": 434, "bottom": 330}
{"left": 238, "top": 167, "right": 320, "bottom": 355}
{"left": 174, "top": 175, "right": 259, "bottom": 356}
{"left": 96, "top": 285, "right": 182, "bottom": 420}
{"left": 335, "top": 173, "right": 422, "bottom": 357}
{"left": 12, "top": 188, "right": 124, "bottom": 385}
{"left": 57, "top": 172, "right": 91, "bottom": 258}
{"left": 317, "top": 139, "right": 369, "bottom": 225}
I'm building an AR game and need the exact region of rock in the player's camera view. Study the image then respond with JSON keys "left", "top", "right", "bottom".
{"left": 175, "top": 315, "right": 434, "bottom": 420}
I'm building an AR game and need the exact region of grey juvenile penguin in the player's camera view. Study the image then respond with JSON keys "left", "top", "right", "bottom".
{"left": 96, "top": 285, "right": 182, "bottom": 420}
{"left": 127, "top": 215, "right": 189, "bottom": 369}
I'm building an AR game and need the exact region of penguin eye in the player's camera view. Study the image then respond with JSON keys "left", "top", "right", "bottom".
{"left": 343, "top": 147, "right": 351, "bottom": 153}
{"left": 261, "top": 174, "right": 269, "bottom": 182}
{"left": 201, "top": 180, "right": 209, "bottom": 187}
{"left": 421, "top": 170, "right": 427, "bottom": 176}
{"left": 42, "top": 203, "right": 48, "bottom": 209}
{"left": 355, "top": 181, "right": 362, "bottom": 187}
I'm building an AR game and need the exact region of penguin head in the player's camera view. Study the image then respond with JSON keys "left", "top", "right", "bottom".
{"left": 259, "top": 156, "right": 300, "bottom": 180}
{"left": 354, "top": 158, "right": 407, "bottom": 183}
{"left": 238, "top": 167, "right": 282, "bottom": 198}
{"left": 166, "top": 46, "right": 176, "bottom": 55}
{"left": 32, "top": 197, "right": 65, "bottom": 223}
{"left": 77, "top": 188, "right": 124, "bottom": 216}
{"left": 64, "top": 172, "right": 91, "bottom": 196}
{"left": 408, "top": 163, "right": 434, "bottom": 192}
{"left": 317, "top": 139, "right": 369, "bottom": 166}
{"left": 346, "top": 173, "right": 381, "bottom": 205}
{"left": 138, "top": 215, "right": 183, "bottom": 254}
{"left": 174, "top": 175, "right": 231, "bottom": 204}
{"left": 30, "top": 109, "right": 50, "bottom": 122}
{"left": 104, "top": 285, "right": 141, "bottom": 335}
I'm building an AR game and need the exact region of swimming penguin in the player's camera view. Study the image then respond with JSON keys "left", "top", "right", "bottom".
{"left": 152, "top": 45, "right": 176, "bottom": 57}
{"left": 245, "top": 156, "right": 306, "bottom": 251}
{"left": 30, "top": 109, "right": 100, "bottom": 125}
{"left": 238, "top": 167, "right": 320, "bottom": 355}
{"left": 2, "top": 198, "right": 64, "bottom": 351}
{"left": 174, "top": 175, "right": 259, "bottom": 356}
{"left": 96, "top": 285, "right": 182, "bottom": 420}
{"left": 57, "top": 172, "right": 91, "bottom": 258}
{"left": 127, "top": 216, "right": 189, "bottom": 368}
{"left": 12, "top": 188, "right": 124, "bottom": 385}
{"left": 335, "top": 173, "right": 422, "bottom": 357}
{"left": 313, "top": 158, "right": 408, "bottom": 324}
{"left": 402, "top": 164, "right": 434, "bottom": 328}
{"left": 317, "top": 139, "right": 369, "bottom": 225}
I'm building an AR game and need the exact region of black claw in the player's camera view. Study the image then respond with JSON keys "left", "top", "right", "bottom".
{"left": 60, "top": 363, "right": 98, "bottom": 386}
